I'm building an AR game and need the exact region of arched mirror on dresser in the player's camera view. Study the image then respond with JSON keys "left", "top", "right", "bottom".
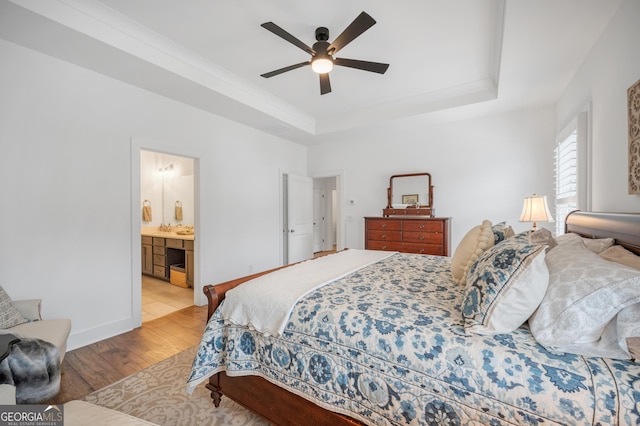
{"left": 365, "top": 172, "right": 450, "bottom": 256}
{"left": 384, "top": 172, "right": 435, "bottom": 217}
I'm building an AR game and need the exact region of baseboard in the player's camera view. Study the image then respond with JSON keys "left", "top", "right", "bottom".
{"left": 66, "top": 317, "right": 138, "bottom": 352}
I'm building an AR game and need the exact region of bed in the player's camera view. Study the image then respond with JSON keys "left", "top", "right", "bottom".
{"left": 187, "top": 211, "right": 640, "bottom": 425}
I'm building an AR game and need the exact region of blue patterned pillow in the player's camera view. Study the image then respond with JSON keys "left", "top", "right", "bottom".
{"left": 491, "top": 221, "right": 515, "bottom": 245}
{"left": 462, "top": 233, "right": 548, "bottom": 335}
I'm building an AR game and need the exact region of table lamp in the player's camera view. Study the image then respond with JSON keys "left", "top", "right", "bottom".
{"left": 519, "top": 194, "right": 553, "bottom": 231}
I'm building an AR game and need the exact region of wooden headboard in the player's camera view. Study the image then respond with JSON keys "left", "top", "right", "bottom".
{"left": 565, "top": 211, "right": 640, "bottom": 255}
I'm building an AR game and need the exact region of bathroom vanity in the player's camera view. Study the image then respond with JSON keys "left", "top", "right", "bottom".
{"left": 141, "top": 231, "right": 194, "bottom": 287}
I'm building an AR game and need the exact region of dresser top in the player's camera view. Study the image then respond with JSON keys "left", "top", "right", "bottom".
{"left": 364, "top": 216, "right": 450, "bottom": 221}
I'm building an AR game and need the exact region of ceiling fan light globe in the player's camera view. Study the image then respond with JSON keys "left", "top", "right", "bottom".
{"left": 311, "top": 58, "right": 333, "bottom": 74}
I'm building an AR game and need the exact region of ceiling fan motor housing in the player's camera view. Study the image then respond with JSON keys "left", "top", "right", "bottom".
{"left": 315, "top": 26, "right": 330, "bottom": 41}
{"left": 312, "top": 41, "right": 331, "bottom": 58}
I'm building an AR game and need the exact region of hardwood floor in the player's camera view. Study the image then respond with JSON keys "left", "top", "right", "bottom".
{"left": 314, "top": 245, "right": 337, "bottom": 258}
{"left": 47, "top": 254, "right": 334, "bottom": 405}
{"left": 45, "top": 305, "right": 208, "bottom": 405}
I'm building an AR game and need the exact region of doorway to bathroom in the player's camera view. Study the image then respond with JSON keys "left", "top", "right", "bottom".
{"left": 140, "top": 150, "right": 196, "bottom": 322}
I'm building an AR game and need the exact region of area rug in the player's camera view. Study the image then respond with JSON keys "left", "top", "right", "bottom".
{"left": 83, "top": 346, "right": 268, "bottom": 426}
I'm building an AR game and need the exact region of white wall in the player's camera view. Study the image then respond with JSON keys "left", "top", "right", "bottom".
{"left": 309, "top": 106, "right": 556, "bottom": 252}
{"left": 0, "top": 39, "right": 306, "bottom": 350}
{"left": 556, "top": 0, "right": 640, "bottom": 212}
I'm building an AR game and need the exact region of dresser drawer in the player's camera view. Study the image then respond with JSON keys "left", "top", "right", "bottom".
{"left": 403, "top": 232, "right": 443, "bottom": 244}
{"left": 367, "top": 230, "right": 402, "bottom": 242}
{"left": 383, "top": 208, "right": 408, "bottom": 216}
{"left": 403, "top": 220, "right": 443, "bottom": 233}
{"left": 152, "top": 237, "right": 165, "bottom": 246}
{"left": 153, "top": 265, "right": 166, "bottom": 277}
{"left": 366, "top": 219, "right": 402, "bottom": 231}
{"left": 402, "top": 242, "right": 445, "bottom": 256}
{"left": 152, "top": 246, "right": 165, "bottom": 255}
{"left": 141, "top": 236, "right": 153, "bottom": 245}
{"left": 166, "top": 238, "right": 184, "bottom": 249}
{"left": 366, "top": 240, "right": 404, "bottom": 251}
{"left": 153, "top": 254, "right": 166, "bottom": 265}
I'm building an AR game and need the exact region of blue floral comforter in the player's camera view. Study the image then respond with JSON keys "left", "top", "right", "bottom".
{"left": 188, "top": 253, "right": 640, "bottom": 425}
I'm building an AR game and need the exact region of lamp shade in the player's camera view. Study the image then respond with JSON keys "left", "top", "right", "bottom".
{"left": 519, "top": 194, "right": 553, "bottom": 229}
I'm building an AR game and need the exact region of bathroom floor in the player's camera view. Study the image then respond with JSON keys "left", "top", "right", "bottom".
{"left": 140, "top": 247, "right": 335, "bottom": 323}
{"left": 142, "top": 275, "right": 193, "bottom": 322}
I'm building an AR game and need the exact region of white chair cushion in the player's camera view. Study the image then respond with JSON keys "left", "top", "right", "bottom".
{"left": 8, "top": 319, "right": 71, "bottom": 361}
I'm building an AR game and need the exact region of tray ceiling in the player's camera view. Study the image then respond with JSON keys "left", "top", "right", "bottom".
{"left": 0, "top": 0, "right": 623, "bottom": 144}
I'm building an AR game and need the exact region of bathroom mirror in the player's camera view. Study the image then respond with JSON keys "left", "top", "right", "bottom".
{"left": 384, "top": 172, "right": 434, "bottom": 216}
{"left": 141, "top": 150, "right": 195, "bottom": 227}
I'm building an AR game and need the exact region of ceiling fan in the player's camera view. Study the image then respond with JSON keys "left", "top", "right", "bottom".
{"left": 260, "top": 11, "right": 389, "bottom": 95}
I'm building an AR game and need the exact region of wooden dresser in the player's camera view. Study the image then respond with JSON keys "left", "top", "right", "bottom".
{"left": 364, "top": 216, "right": 450, "bottom": 256}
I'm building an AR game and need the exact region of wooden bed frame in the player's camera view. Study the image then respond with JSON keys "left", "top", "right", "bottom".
{"left": 202, "top": 211, "right": 640, "bottom": 425}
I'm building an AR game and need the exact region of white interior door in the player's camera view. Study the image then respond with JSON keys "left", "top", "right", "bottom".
{"left": 287, "top": 174, "right": 313, "bottom": 264}
{"left": 313, "top": 188, "right": 325, "bottom": 253}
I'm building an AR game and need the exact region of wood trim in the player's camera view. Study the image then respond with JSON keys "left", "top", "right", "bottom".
{"left": 206, "top": 372, "right": 364, "bottom": 426}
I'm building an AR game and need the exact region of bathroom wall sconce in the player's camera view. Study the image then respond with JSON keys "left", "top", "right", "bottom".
{"left": 519, "top": 194, "right": 554, "bottom": 231}
{"left": 159, "top": 164, "right": 174, "bottom": 177}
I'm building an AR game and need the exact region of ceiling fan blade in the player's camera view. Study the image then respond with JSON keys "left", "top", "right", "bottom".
{"left": 319, "top": 73, "right": 331, "bottom": 95}
{"left": 261, "top": 22, "right": 315, "bottom": 55}
{"left": 327, "top": 12, "right": 377, "bottom": 55}
{"left": 334, "top": 58, "right": 389, "bottom": 74}
{"left": 261, "top": 61, "right": 310, "bottom": 78}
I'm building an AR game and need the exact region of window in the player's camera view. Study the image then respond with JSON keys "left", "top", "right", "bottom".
{"left": 554, "top": 110, "right": 590, "bottom": 235}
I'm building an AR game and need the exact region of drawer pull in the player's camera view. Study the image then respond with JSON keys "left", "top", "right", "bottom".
{"left": 419, "top": 224, "right": 425, "bottom": 229}
{"left": 382, "top": 246, "right": 387, "bottom": 250}
{"left": 381, "top": 223, "right": 387, "bottom": 228}
{"left": 419, "top": 248, "right": 425, "bottom": 253}
{"left": 382, "top": 234, "right": 387, "bottom": 239}
{"left": 419, "top": 235, "right": 424, "bottom": 240}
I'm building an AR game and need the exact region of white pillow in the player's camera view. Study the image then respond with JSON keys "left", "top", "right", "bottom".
{"left": 556, "top": 233, "right": 614, "bottom": 253}
{"left": 450, "top": 220, "right": 493, "bottom": 285}
{"left": 529, "top": 235, "right": 640, "bottom": 358}
{"left": 462, "top": 232, "right": 549, "bottom": 335}
{"left": 600, "top": 245, "right": 640, "bottom": 270}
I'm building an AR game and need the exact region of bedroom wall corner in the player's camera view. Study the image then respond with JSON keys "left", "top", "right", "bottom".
{"left": 555, "top": 0, "right": 640, "bottom": 212}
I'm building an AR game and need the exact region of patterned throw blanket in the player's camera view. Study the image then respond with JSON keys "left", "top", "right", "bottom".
{"left": 188, "top": 253, "right": 640, "bottom": 425}
{"left": 0, "top": 336, "right": 61, "bottom": 403}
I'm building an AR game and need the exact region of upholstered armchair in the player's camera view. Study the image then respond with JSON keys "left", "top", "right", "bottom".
{"left": 0, "top": 291, "right": 71, "bottom": 403}
{"left": 3, "top": 298, "right": 71, "bottom": 361}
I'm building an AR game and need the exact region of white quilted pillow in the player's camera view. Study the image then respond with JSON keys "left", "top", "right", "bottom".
{"left": 450, "top": 220, "right": 493, "bottom": 285}
{"left": 600, "top": 245, "right": 640, "bottom": 270}
{"left": 529, "top": 235, "right": 640, "bottom": 358}
{"left": 556, "top": 232, "right": 614, "bottom": 253}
